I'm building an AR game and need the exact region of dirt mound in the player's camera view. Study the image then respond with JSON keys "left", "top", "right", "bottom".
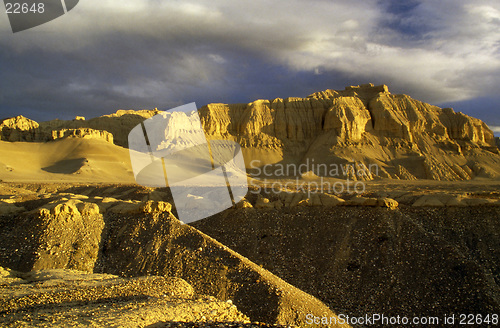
{"left": 0, "top": 187, "right": 346, "bottom": 328}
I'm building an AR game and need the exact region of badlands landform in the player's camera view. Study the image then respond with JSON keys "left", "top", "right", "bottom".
{"left": 1, "top": 83, "right": 499, "bottom": 182}
{"left": 0, "top": 84, "right": 499, "bottom": 327}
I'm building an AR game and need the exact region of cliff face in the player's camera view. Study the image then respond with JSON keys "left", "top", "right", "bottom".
{"left": 0, "top": 110, "right": 158, "bottom": 147}
{"left": 200, "top": 84, "right": 495, "bottom": 148}
{"left": 2, "top": 84, "right": 499, "bottom": 181}
{"left": 50, "top": 128, "right": 114, "bottom": 143}
{"left": 0, "top": 116, "right": 40, "bottom": 142}
{"left": 198, "top": 84, "right": 500, "bottom": 180}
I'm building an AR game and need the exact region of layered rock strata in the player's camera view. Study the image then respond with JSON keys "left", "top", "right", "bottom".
{"left": 199, "top": 84, "right": 499, "bottom": 180}
{"left": 0, "top": 109, "right": 158, "bottom": 146}
{"left": 2, "top": 84, "right": 499, "bottom": 180}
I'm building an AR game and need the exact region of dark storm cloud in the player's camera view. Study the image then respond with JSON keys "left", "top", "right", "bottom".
{"left": 379, "top": 0, "right": 428, "bottom": 39}
{"left": 0, "top": 0, "right": 499, "bottom": 125}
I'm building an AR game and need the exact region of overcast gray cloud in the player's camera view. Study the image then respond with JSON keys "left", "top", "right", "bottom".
{"left": 1, "top": 0, "right": 499, "bottom": 124}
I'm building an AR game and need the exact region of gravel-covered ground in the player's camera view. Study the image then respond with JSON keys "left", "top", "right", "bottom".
{"left": 0, "top": 268, "right": 254, "bottom": 328}
{"left": 153, "top": 322, "right": 296, "bottom": 327}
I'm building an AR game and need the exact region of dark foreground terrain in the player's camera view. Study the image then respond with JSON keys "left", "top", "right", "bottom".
{"left": 0, "top": 181, "right": 499, "bottom": 327}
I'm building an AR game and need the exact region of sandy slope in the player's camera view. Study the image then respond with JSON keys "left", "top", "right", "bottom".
{"left": 0, "top": 138, "right": 135, "bottom": 183}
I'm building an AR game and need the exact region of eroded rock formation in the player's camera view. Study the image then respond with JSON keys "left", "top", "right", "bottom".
{"left": 0, "top": 116, "right": 40, "bottom": 142}
{"left": 1, "top": 110, "right": 159, "bottom": 147}
{"left": 51, "top": 128, "right": 114, "bottom": 143}
{"left": 199, "top": 84, "right": 500, "bottom": 180}
{"left": 2, "top": 84, "right": 499, "bottom": 180}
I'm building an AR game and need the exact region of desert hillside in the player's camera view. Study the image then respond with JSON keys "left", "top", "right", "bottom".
{"left": 198, "top": 84, "right": 499, "bottom": 180}
{"left": 1, "top": 83, "right": 499, "bottom": 183}
{"left": 1, "top": 84, "right": 499, "bottom": 327}
{"left": 0, "top": 138, "right": 135, "bottom": 183}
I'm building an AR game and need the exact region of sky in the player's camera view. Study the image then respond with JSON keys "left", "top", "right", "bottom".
{"left": 1, "top": 0, "right": 500, "bottom": 135}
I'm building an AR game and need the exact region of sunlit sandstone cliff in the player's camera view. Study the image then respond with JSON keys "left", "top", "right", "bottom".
{"left": 0, "top": 110, "right": 158, "bottom": 146}
{"left": 1, "top": 84, "right": 499, "bottom": 181}
{"left": 199, "top": 84, "right": 499, "bottom": 180}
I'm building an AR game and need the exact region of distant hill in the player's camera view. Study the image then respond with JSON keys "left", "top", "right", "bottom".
{"left": 199, "top": 84, "right": 500, "bottom": 180}
{"left": 2, "top": 84, "right": 500, "bottom": 181}
{"left": 0, "top": 109, "right": 159, "bottom": 147}
{"left": 0, "top": 138, "right": 135, "bottom": 183}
